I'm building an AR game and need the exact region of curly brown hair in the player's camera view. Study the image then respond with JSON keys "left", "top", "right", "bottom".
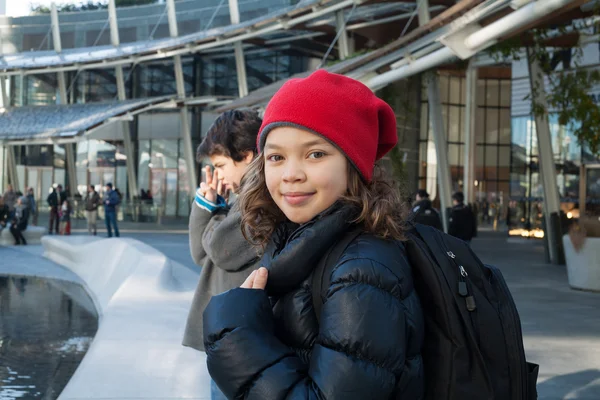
{"left": 238, "top": 155, "right": 409, "bottom": 248}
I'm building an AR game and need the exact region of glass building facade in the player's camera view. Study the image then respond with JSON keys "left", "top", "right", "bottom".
{"left": 419, "top": 73, "right": 512, "bottom": 223}
{"left": 4, "top": 48, "right": 311, "bottom": 221}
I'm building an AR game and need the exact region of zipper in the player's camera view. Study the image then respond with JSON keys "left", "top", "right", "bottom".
{"left": 447, "top": 251, "right": 477, "bottom": 313}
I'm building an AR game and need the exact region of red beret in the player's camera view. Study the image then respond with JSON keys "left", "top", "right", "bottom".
{"left": 257, "top": 70, "right": 397, "bottom": 181}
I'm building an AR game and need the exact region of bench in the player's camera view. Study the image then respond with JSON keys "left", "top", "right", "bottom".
{"left": 0, "top": 224, "right": 46, "bottom": 246}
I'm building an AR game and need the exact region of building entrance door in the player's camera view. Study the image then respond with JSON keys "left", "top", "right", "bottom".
{"left": 25, "top": 167, "right": 54, "bottom": 219}
{"left": 150, "top": 168, "right": 178, "bottom": 218}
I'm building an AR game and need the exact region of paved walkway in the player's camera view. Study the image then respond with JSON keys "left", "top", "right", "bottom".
{"left": 1, "top": 227, "right": 599, "bottom": 399}
{"left": 472, "top": 231, "right": 600, "bottom": 400}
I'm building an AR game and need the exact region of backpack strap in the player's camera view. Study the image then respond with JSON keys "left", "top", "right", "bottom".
{"left": 311, "top": 227, "right": 363, "bottom": 324}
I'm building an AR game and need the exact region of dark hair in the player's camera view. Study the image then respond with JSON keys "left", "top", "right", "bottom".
{"left": 106, "top": 183, "right": 113, "bottom": 189}
{"left": 197, "top": 109, "right": 262, "bottom": 162}
{"left": 239, "top": 158, "right": 409, "bottom": 248}
{"left": 89, "top": 185, "right": 95, "bottom": 191}
{"left": 452, "top": 191, "right": 465, "bottom": 203}
{"left": 416, "top": 189, "right": 429, "bottom": 199}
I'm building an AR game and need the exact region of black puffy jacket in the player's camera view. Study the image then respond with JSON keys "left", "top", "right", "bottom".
{"left": 203, "top": 205, "right": 425, "bottom": 399}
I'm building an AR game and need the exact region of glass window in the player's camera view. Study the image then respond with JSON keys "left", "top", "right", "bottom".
{"left": 138, "top": 63, "right": 177, "bottom": 97}
{"left": 499, "top": 147, "right": 511, "bottom": 180}
{"left": 511, "top": 117, "right": 529, "bottom": 149}
{"left": 439, "top": 75, "right": 449, "bottom": 103}
{"left": 485, "top": 146, "right": 498, "bottom": 179}
{"left": 499, "top": 109, "right": 511, "bottom": 145}
{"left": 449, "top": 144, "right": 461, "bottom": 166}
{"left": 25, "top": 74, "right": 57, "bottom": 105}
{"left": 477, "top": 80, "right": 486, "bottom": 106}
{"left": 460, "top": 77, "right": 467, "bottom": 106}
{"left": 449, "top": 77, "right": 461, "bottom": 105}
{"left": 79, "top": 69, "right": 119, "bottom": 103}
{"left": 448, "top": 106, "right": 461, "bottom": 143}
{"left": 476, "top": 107, "right": 485, "bottom": 144}
{"left": 486, "top": 181, "right": 498, "bottom": 201}
{"left": 88, "top": 140, "right": 117, "bottom": 168}
{"left": 500, "top": 80, "right": 511, "bottom": 107}
{"left": 151, "top": 140, "right": 178, "bottom": 169}
{"left": 486, "top": 80, "right": 500, "bottom": 107}
{"left": 53, "top": 145, "right": 66, "bottom": 169}
{"left": 511, "top": 144, "right": 527, "bottom": 174}
{"left": 485, "top": 108, "right": 499, "bottom": 144}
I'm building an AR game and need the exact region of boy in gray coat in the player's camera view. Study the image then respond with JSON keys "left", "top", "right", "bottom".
{"left": 183, "top": 110, "right": 262, "bottom": 399}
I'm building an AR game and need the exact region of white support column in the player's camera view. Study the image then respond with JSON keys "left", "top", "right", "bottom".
{"left": 463, "top": 60, "right": 477, "bottom": 205}
{"left": 418, "top": 1, "right": 452, "bottom": 232}
{"left": 7, "top": 146, "right": 19, "bottom": 190}
{"left": 109, "top": 0, "right": 139, "bottom": 202}
{"left": 335, "top": 10, "right": 350, "bottom": 60}
{"left": 0, "top": 143, "right": 5, "bottom": 192}
{"left": 228, "top": 0, "right": 248, "bottom": 97}
{"left": 0, "top": 77, "right": 8, "bottom": 107}
{"left": 527, "top": 49, "right": 562, "bottom": 264}
{"left": 166, "top": 0, "right": 198, "bottom": 195}
{"left": 51, "top": 4, "right": 68, "bottom": 104}
{"left": 51, "top": 3, "right": 77, "bottom": 194}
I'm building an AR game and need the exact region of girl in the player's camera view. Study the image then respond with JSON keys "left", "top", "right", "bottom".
{"left": 203, "top": 70, "right": 424, "bottom": 399}
{"left": 59, "top": 199, "right": 71, "bottom": 235}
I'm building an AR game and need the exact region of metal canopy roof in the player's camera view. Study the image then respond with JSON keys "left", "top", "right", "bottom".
{"left": 0, "top": 97, "right": 174, "bottom": 142}
{"left": 0, "top": 0, "right": 447, "bottom": 76}
{"left": 0, "top": 0, "right": 328, "bottom": 74}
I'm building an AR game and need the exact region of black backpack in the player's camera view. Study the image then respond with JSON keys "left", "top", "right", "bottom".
{"left": 312, "top": 224, "right": 539, "bottom": 400}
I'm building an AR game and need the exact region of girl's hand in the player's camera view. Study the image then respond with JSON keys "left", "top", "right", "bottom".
{"left": 241, "top": 267, "right": 268, "bottom": 290}
{"left": 200, "top": 166, "right": 225, "bottom": 204}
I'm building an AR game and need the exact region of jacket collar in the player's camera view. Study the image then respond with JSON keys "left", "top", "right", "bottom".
{"left": 262, "top": 202, "right": 357, "bottom": 297}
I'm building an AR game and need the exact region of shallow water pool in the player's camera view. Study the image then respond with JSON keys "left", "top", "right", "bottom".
{"left": 0, "top": 276, "right": 98, "bottom": 400}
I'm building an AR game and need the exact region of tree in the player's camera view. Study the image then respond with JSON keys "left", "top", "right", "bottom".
{"left": 488, "top": 13, "right": 600, "bottom": 157}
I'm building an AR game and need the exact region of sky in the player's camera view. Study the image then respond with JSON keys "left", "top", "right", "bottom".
{"left": 6, "top": 0, "right": 88, "bottom": 17}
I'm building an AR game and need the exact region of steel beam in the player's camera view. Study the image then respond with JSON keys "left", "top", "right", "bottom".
{"left": 229, "top": 0, "right": 248, "bottom": 97}
{"left": 167, "top": 0, "right": 198, "bottom": 195}
{"left": 109, "top": 0, "right": 139, "bottom": 203}
{"left": 419, "top": 0, "right": 452, "bottom": 233}
{"left": 335, "top": 10, "right": 350, "bottom": 60}
{"left": 7, "top": 146, "right": 19, "bottom": 190}
{"left": 52, "top": 3, "right": 78, "bottom": 194}
{"left": 527, "top": 48, "right": 562, "bottom": 264}
{"left": 0, "top": 77, "right": 8, "bottom": 107}
{"left": 463, "top": 59, "right": 477, "bottom": 205}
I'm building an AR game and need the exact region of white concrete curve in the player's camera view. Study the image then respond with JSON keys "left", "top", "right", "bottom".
{"left": 563, "top": 235, "right": 600, "bottom": 292}
{"left": 41, "top": 236, "right": 210, "bottom": 400}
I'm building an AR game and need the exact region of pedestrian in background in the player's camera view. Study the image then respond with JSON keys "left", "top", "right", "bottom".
{"left": 85, "top": 185, "right": 101, "bottom": 236}
{"left": 26, "top": 187, "right": 37, "bottom": 226}
{"left": 448, "top": 191, "right": 477, "bottom": 243}
{"left": 410, "top": 189, "right": 443, "bottom": 230}
{"left": 0, "top": 197, "right": 9, "bottom": 233}
{"left": 183, "top": 109, "right": 262, "bottom": 400}
{"left": 3, "top": 184, "right": 17, "bottom": 219}
{"left": 59, "top": 199, "right": 72, "bottom": 235}
{"left": 10, "top": 197, "right": 29, "bottom": 245}
{"left": 47, "top": 186, "right": 60, "bottom": 234}
{"left": 103, "top": 183, "right": 120, "bottom": 238}
{"left": 203, "top": 71, "right": 424, "bottom": 399}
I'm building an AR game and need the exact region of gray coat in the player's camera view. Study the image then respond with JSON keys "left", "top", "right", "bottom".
{"left": 182, "top": 201, "right": 260, "bottom": 351}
